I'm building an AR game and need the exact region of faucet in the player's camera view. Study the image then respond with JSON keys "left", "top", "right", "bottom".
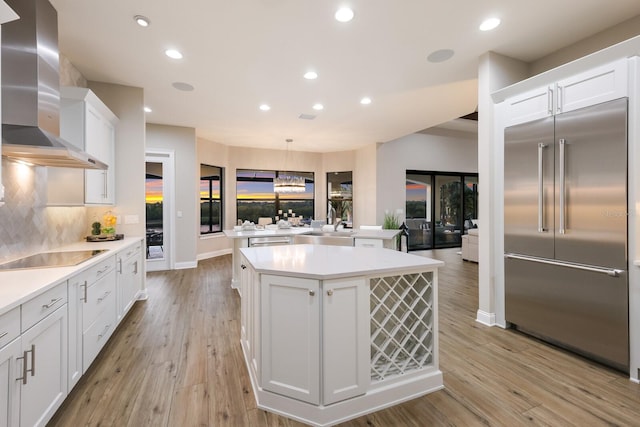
{"left": 327, "top": 202, "right": 336, "bottom": 226}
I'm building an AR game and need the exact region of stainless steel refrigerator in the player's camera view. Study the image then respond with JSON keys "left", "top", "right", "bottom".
{"left": 504, "top": 97, "right": 629, "bottom": 372}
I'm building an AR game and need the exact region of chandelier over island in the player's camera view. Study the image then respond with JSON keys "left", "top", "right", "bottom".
{"left": 274, "top": 138, "right": 305, "bottom": 193}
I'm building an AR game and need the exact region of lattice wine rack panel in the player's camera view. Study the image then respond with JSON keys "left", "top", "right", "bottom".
{"left": 370, "top": 272, "right": 434, "bottom": 382}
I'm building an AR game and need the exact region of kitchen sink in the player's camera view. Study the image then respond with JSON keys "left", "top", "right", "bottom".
{"left": 293, "top": 232, "right": 354, "bottom": 246}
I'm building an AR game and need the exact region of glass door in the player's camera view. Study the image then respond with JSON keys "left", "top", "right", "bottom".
{"left": 406, "top": 171, "right": 478, "bottom": 251}
{"left": 145, "top": 151, "right": 174, "bottom": 271}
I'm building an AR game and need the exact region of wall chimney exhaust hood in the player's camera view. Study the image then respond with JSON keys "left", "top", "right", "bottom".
{"left": 1, "top": 0, "right": 107, "bottom": 169}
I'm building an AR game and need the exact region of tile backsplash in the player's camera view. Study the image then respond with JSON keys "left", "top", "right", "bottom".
{"left": 0, "top": 158, "right": 89, "bottom": 264}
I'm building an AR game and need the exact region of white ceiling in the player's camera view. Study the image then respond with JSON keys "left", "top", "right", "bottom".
{"left": 50, "top": 0, "right": 640, "bottom": 153}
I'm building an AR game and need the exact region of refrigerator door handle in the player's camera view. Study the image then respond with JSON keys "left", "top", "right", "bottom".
{"left": 538, "top": 143, "right": 547, "bottom": 232}
{"left": 504, "top": 253, "right": 624, "bottom": 277}
{"left": 559, "top": 138, "right": 566, "bottom": 234}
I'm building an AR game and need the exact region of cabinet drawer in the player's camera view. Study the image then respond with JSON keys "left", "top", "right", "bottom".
{"left": 81, "top": 255, "right": 116, "bottom": 286}
{"left": 0, "top": 306, "right": 20, "bottom": 348}
{"left": 83, "top": 270, "right": 116, "bottom": 330}
{"left": 354, "top": 238, "right": 383, "bottom": 248}
{"left": 83, "top": 296, "right": 116, "bottom": 370}
{"left": 119, "top": 242, "right": 142, "bottom": 262}
{"left": 21, "top": 281, "right": 67, "bottom": 332}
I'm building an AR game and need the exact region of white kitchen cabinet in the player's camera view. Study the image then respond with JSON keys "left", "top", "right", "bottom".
{"left": 506, "top": 59, "right": 628, "bottom": 126}
{"left": 81, "top": 257, "right": 116, "bottom": 372}
{"left": 55, "top": 86, "right": 119, "bottom": 206}
{"left": 0, "top": 307, "right": 20, "bottom": 427}
{"left": 261, "top": 274, "right": 321, "bottom": 405}
{"left": 259, "top": 274, "right": 369, "bottom": 406}
{"left": 240, "top": 256, "right": 259, "bottom": 379}
{"left": 116, "top": 241, "right": 142, "bottom": 322}
{"left": 354, "top": 238, "right": 383, "bottom": 248}
{"left": 67, "top": 273, "right": 83, "bottom": 391}
{"left": 322, "top": 277, "right": 369, "bottom": 405}
{"left": 19, "top": 302, "right": 68, "bottom": 427}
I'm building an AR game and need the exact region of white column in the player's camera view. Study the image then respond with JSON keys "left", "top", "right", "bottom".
{"left": 477, "top": 52, "right": 528, "bottom": 327}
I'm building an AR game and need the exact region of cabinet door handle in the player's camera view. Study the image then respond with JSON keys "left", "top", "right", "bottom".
{"left": 547, "top": 86, "right": 553, "bottom": 115}
{"left": 16, "top": 344, "right": 35, "bottom": 385}
{"left": 98, "top": 324, "right": 111, "bottom": 340}
{"left": 327, "top": 289, "right": 334, "bottom": 296}
{"left": 103, "top": 170, "right": 108, "bottom": 199}
{"left": 42, "top": 297, "right": 63, "bottom": 309}
{"left": 98, "top": 290, "right": 111, "bottom": 303}
{"left": 118, "top": 258, "right": 123, "bottom": 274}
{"left": 309, "top": 289, "right": 315, "bottom": 296}
{"left": 81, "top": 280, "right": 88, "bottom": 303}
{"left": 133, "top": 261, "right": 138, "bottom": 275}
{"left": 241, "top": 264, "right": 246, "bottom": 270}
{"left": 0, "top": 331, "right": 8, "bottom": 340}
{"left": 556, "top": 85, "right": 563, "bottom": 113}
{"left": 97, "top": 267, "right": 109, "bottom": 275}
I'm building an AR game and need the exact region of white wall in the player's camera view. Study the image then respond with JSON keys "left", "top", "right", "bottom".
{"left": 376, "top": 131, "right": 478, "bottom": 225}
{"left": 476, "top": 52, "right": 529, "bottom": 327}
{"left": 146, "top": 124, "right": 198, "bottom": 268}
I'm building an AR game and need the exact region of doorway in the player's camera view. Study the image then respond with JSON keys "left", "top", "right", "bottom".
{"left": 145, "top": 151, "right": 175, "bottom": 271}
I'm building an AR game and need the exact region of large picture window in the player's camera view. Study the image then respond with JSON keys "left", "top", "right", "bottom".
{"left": 236, "top": 169, "right": 314, "bottom": 224}
{"left": 200, "top": 164, "right": 223, "bottom": 234}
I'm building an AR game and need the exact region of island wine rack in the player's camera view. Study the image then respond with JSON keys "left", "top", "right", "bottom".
{"left": 370, "top": 272, "right": 434, "bottom": 381}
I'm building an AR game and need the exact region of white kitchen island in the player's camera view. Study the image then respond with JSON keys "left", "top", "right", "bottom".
{"left": 239, "top": 244, "right": 444, "bottom": 427}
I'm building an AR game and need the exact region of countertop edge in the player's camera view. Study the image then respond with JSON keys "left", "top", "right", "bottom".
{"left": 0, "top": 237, "right": 144, "bottom": 316}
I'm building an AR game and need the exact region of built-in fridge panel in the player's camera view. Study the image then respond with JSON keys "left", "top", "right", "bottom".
{"left": 505, "top": 257, "right": 628, "bottom": 371}
{"left": 553, "top": 98, "right": 628, "bottom": 269}
{"left": 504, "top": 116, "right": 555, "bottom": 259}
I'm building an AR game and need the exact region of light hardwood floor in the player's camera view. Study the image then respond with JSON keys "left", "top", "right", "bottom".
{"left": 49, "top": 249, "right": 640, "bottom": 427}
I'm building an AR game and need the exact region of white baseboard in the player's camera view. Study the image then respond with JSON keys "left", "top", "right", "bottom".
{"left": 197, "top": 248, "right": 232, "bottom": 261}
{"left": 175, "top": 261, "right": 198, "bottom": 270}
{"left": 476, "top": 309, "right": 496, "bottom": 326}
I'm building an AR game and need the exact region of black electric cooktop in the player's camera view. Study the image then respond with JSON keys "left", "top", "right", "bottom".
{"left": 0, "top": 250, "right": 108, "bottom": 271}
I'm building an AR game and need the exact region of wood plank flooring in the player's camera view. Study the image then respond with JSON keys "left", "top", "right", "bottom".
{"left": 48, "top": 249, "right": 640, "bottom": 427}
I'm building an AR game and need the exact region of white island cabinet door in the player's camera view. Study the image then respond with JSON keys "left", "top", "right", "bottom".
{"left": 261, "top": 274, "right": 320, "bottom": 405}
{"left": 20, "top": 305, "right": 68, "bottom": 427}
{"left": 323, "top": 277, "right": 370, "bottom": 405}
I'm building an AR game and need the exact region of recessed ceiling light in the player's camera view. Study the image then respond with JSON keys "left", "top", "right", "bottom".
{"left": 259, "top": 104, "right": 271, "bottom": 111}
{"left": 479, "top": 17, "right": 501, "bottom": 31}
{"left": 144, "top": 106, "right": 152, "bottom": 113}
{"left": 165, "top": 49, "right": 183, "bottom": 59}
{"left": 427, "top": 49, "right": 455, "bottom": 63}
{"left": 312, "top": 103, "right": 324, "bottom": 111}
{"left": 172, "top": 82, "right": 194, "bottom": 91}
{"left": 335, "top": 7, "right": 354, "bottom": 22}
{"left": 304, "top": 71, "right": 318, "bottom": 80}
{"left": 360, "top": 97, "right": 372, "bottom": 105}
{"left": 134, "top": 15, "right": 150, "bottom": 27}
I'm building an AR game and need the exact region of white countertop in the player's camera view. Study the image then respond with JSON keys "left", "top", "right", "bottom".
{"left": 240, "top": 244, "right": 443, "bottom": 280}
{"left": 223, "top": 228, "right": 401, "bottom": 240}
{"left": 0, "top": 237, "right": 143, "bottom": 316}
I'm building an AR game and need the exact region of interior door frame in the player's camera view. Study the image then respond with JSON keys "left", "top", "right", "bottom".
{"left": 145, "top": 149, "right": 175, "bottom": 271}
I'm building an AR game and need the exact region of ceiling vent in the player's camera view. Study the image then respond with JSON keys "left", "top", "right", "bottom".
{"left": 298, "top": 113, "right": 316, "bottom": 120}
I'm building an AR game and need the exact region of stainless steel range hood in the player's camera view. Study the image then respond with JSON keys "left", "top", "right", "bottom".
{"left": 1, "top": 0, "right": 107, "bottom": 169}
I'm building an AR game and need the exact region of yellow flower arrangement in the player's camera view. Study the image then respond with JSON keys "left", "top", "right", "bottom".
{"left": 102, "top": 211, "right": 117, "bottom": 235}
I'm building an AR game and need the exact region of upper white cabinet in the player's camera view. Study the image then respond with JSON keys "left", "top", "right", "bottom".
{"left": 58, "top": 87, "right": 119, "bottom": 205}
{"left": 506, "top": 59, "right": 628, "bottom": 126}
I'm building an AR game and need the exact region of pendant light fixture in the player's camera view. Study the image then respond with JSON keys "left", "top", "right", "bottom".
{"left": 274, "top": 139, "right": 305, "bottom": 193}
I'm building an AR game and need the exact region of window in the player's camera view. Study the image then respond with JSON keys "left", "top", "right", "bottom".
{"left": 327, "top": 171, "right": 353, "bottom": 228}
{"left": 236, "top": 169, "right": 314, "bottom": 224}
{"left": 200, "top": 164, "right": 223, "bottom": 234}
